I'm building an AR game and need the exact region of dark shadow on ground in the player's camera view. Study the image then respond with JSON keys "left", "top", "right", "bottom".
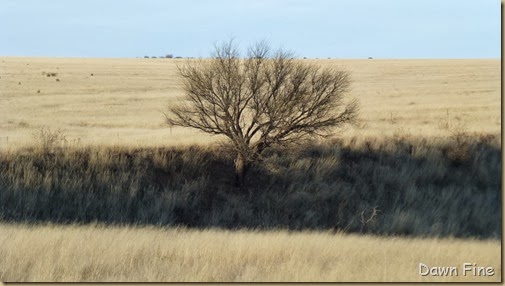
{"left": 0, "top": 135, "right": 501, "bottom": 238}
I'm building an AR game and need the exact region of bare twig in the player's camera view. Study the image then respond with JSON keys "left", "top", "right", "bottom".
{"left": 360, "top": 206, "right": 380, "bottom": 233}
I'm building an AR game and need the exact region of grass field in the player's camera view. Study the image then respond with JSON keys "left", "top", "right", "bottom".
{"left": 0, "top": 57, "right": 501, "bottom": 282}
{"left": 0, "top": 223, "right": 500, "bottom": 282}
{"left": 0, "top": 57, "right": 500, "bottom": 148}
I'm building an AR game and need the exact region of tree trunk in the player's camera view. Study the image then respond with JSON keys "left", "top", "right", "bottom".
{"left": 234, "top": 153, "right": 248, "bottom": 188}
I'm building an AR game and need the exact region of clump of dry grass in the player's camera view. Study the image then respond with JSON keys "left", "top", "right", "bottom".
{"left": 31, "top": 126, "right": 68, "bottom": 153}
{"left": 0, "top": 223, "right": 499, "bottom": 282}
{"left": 0, "top": 134, "right": 500, "bottom": 238}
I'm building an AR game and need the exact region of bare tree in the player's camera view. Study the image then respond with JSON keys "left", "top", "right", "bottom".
{"left": 166, "top": 40, "right": 358, "bottom": 187}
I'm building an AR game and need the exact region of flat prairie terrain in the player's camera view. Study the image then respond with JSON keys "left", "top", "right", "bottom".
{"left": 0, "top": 223, "right": 500, "bottom": 282}
{"left": 0, "top": 57, "right": 500, "bottom": 148}
{"left": 0, "top": 57, "right": 501, "bottom": 282}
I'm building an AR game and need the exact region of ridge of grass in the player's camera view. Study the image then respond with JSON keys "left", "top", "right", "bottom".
{"left": 0, "top": 134, "right": 500, "bottom": 238}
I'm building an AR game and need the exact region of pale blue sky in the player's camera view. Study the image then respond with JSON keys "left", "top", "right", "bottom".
{"left": 0, "top": 0, "right": 500, "bottom": 58}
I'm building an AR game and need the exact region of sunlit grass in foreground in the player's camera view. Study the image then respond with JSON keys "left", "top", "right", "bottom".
{"left": 0, "top": 223, "right": 499, "bottom": 282}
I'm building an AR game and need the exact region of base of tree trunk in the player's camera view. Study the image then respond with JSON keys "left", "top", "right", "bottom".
{"left": 234, "top": 154, "right": 248, "bottom": 188}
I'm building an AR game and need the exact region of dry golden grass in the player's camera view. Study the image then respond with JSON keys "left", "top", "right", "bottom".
{"left": 0, "top": 57, "right": 500, "bottom": 149}
{"left": 0, "top": 57, "right": 500, "bottom": 282}
{"left": 0, "top": 223, "right": 500, "bottom": 282}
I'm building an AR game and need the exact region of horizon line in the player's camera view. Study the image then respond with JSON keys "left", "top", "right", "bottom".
{"left": 0, "top": 55, "right": 500, "bottom": 60}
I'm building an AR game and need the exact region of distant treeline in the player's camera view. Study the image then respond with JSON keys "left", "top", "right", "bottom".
{"left": 142, "top": 54, "right": 185, "bottom": 59}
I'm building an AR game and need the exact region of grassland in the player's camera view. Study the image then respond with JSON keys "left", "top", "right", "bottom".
{"left": 0, "top": 57, "right": 501, "bottom": 282}
{"left": 0, "top": 57, "right": 500, "bottom": 148}
{"left": 0, "top": 224, "right": 500, "bottom": 282}
{"left": 0, "top": 136, "right": 500, "bottom": 237}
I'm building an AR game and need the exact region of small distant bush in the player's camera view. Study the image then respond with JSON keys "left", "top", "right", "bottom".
{"left": 31, "top": 126, "right": 67, "bottom": 153}
{"left": 446, "top": 123, "right": 471, "bottom": 164}
{"left": 42, "top": 72, "right": 58, "bottom": 77}
{"left": 18, "top": 121, "right": 29, "bottom": 128}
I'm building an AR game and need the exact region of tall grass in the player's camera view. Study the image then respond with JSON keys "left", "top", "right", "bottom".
{"left": 0, "top": 224, "right": 500, "bottom": 282}
{"left": 0, "top": 134, "right": 500, "bottom": 238}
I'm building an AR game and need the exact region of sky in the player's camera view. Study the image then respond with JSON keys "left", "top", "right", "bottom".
{"left": 0, "top": 0, "right": 500, "bottom": 59}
